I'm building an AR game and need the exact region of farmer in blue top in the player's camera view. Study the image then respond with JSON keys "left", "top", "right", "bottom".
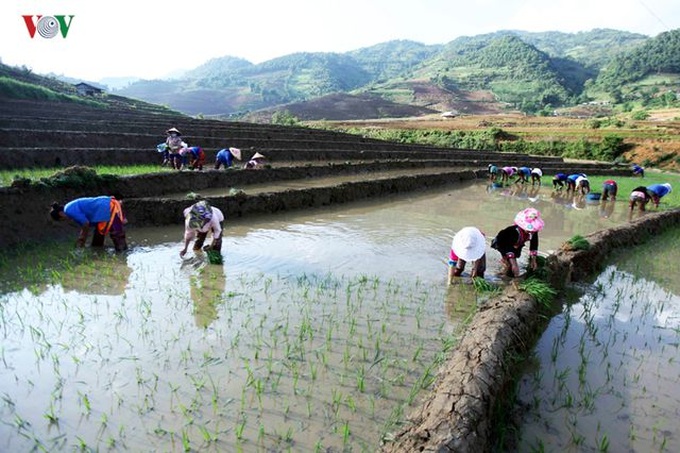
{"left": 552, "top": 173, "right": 567, "bottom": 189}
{"left": 514, "top": 167, "right": 531, "bottom": 184}
{"left": 214, "top": 147, "right": 242, "bottom": 170}
{"left": 50, "top": 196, "right": 127, "bottom": 251}
{"left": 566, "top": 173, "right": 586, "bottom": 192}
{"left": 632, "top": 164, "right": 645, "bottom": 177}
{"left": 647, "top": 183, "right": 672, "bottom": 208}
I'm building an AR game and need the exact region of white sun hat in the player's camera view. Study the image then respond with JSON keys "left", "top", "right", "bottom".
{"left": 451, "top": 227, "right": 487, "bottom": 261}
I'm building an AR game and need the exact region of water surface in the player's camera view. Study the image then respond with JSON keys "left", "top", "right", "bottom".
{"left": 511, "top": 227, "right": 680, "bottom": 452}
{"left": 0, "top": 180, "right": 646, "bottom": 451}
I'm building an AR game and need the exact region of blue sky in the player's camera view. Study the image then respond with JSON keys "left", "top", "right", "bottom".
{"left": 1, "top": 0, "right": 679, "bottom": 82}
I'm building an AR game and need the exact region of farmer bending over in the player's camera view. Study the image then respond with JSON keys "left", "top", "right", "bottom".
{"left": 181, "top": 200, "right": 224, "bottom": 258}
{"left": 50, "top": 196, "right": 127, "bottom": 251}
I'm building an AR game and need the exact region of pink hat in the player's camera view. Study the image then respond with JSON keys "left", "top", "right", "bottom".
{"left": 514, "top": 208, "right": 544, "bottom": 232}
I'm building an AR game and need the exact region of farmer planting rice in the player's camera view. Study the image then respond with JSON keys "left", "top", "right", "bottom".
{"left": 491, "top": 207, "right": 543, "bottom": 278}
{"left": 566, "top": 173, "right": 586, "bottom": 193}
{"left": 552, "top": 172, "right": 567, "bottom": 189}
{"left": 629, "top": 185, "right": 653, "bottom": 211}
{"left": 214, "top": 147, "right": 242, "bottom": 169}
{"left": 179, "top": 145, "right": 206, "bottom": 170}
{"left": 447, "top": 226, "right": 487, "bottom": 284}
{"left": 50, "top": 196, "right": 128, "bottom": 251}
{"left": 602, "top": 179, "right": 618, "bottom": 201}
{"left": 244, "top": 152, "right": 267, "bottom": 169}
{"left": 514, "top": 166, "right": 531, "bottom": 184}
{"left": 487, "top": 164, "right": 499, "bottom": 182}
{"left": 530, "top": 167, "right": 542, "bottom": 186}
{"left": 647, "top": 183, "right": 672, "bottom": 208}
{"left": 500, "top": 166, "right": 516, "bottom": 184}
{"left": 180, "top": 200, "right": 224, "bottom": 258}
{"left": 632, "top": 164, "right": 645, "bottom": 177}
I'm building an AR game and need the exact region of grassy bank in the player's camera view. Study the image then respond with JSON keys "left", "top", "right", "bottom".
{"left": 0, "top": 165, "right": 175, "bottom": 187}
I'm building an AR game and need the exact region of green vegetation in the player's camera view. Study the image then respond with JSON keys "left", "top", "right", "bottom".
{"left": 328, "top": 126, "right": 629, "bottom": 162}
{"left": 205, "top": 250, "right": 223, "bottom": 265}
{"left": 519, "top": 278, "right": 557, "bottom": 308}
{"left": 0, "top": 76, "right": 104, "bottom": 107}
{"left": 0, "top": 165, "right": 175, "bottom": 187}
{"left": 271, "top": 110, "right": 301, "bottom": 126}
{"left": 472, "top": 277, "right": 501, "bottom": 295}
{"left": 566, "top": 235, "right": 591, "bottom": 251}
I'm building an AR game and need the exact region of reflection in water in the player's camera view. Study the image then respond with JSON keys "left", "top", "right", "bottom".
{"left": 598, "top": 199, "right": 616, "bottom": 219}
{"left": 181, "top": 253, "right": 227, "bottom": 328}
{"left": 60, "top": 251, "right": 132, "bottom": 295}
{"left": 510, "top": 228, "right": 680, "bottom": 452}
{"left": 445, "top": 282, "right": 479, "bottom": 324}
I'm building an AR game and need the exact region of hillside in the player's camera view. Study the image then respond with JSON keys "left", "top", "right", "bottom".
{"left": 0, "top": 63, "right": 182, "bottom": 116}
{"left": 110, "top": 29, "right": 669, "bottom": 120}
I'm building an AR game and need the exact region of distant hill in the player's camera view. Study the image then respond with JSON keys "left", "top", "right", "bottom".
{"left": 593, "top": 29, "right": 680, "bottom": 104}
{"left": 242, "top": 92, "right": 439, "bottom": 122}
{"left": 94, "top": 29, "right": 680, "bottom": 119}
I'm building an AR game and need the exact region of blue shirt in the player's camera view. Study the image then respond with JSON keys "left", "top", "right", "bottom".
{"left": 64, "top": 196, "right": 113, "bottom": 226}
{"left": 216, "top": 149, "right": 234, "bottom": 167}
{"left": 187, "top": 146, "right": 202, "bottom": 158}
{"left": 647, "top": 184, "right": 670, "bottom": 197}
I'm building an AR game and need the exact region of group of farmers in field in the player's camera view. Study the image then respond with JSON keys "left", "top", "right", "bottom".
{"left": 157, "top": 127, "right": 266, "bottom": 171}
{"left": 48, "top": 152, "right": 672, "bottom": 285}
{"left": 489, "top": 163, "right": 672, "bottom": 211}
{"left": 445, "top": 163, "right": 674, "bottom": 284}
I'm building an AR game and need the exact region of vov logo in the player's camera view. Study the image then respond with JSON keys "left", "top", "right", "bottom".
{"left": 22, "top": 15, "right": 75, "bottom": 39}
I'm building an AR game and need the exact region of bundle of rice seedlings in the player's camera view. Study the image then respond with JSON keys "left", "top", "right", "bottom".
{"left": 519, "top": 278, "right": 557, "bottom": 307}
{"left": 472, "top": 277, "right": 501, "bottom": 295}
{"left": 206, "top": 250, "right": 223, "bottom": 265}
{"left": 564, "top": 235, "right": 590, "bottom": 251}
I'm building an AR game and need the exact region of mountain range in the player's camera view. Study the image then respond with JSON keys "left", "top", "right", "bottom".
{"left": 99, "top": 29, "right": 680, "bottom": 120}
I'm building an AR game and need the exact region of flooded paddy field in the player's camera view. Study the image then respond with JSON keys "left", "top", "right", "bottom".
{"left": 510, "top": 227, "right": 680, "bottom": 452}
{"left": 0, "top": 180, "right": 654, "bottom": 451}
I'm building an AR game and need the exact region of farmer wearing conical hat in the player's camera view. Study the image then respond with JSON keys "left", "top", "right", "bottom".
{"left": 165, "top": 127, "right": 185, "bottom": 170}
{"left": 50, "top": 196, "right": 128, "bottom": 251}
{"left": 244, "top": 152, "right": 266, "bottom": 170}
{"left": 214, "top": 147, "right": 242, "bottom": 169}
{"left": 181, "top": 200, "right": 224, "bottom": 258}
{"left": 491, "top": 207, "right": 544, "bottom": 278}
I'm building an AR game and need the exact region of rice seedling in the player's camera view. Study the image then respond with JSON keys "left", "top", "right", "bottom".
{"left": 519, "top": 278, "right": 557, "bottom": 308}
{"left": 565, "top": 235, "right": 591, "bottom": 251}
